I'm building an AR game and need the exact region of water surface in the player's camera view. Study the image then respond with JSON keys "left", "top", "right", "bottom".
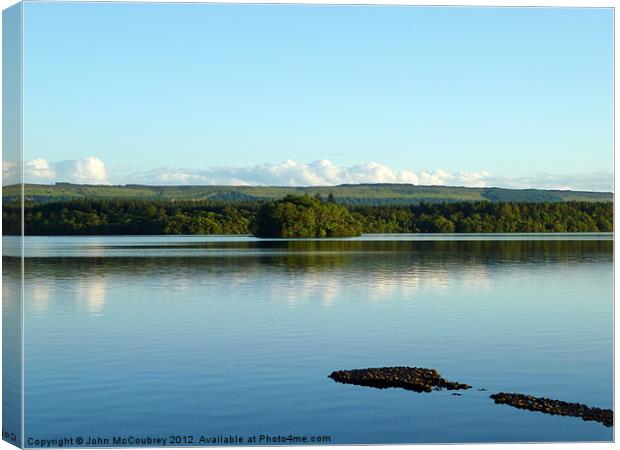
{"left": 10, "top": 234, "right": 614, "bottom": 444}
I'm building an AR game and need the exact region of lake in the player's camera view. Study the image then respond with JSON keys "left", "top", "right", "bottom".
{"left": 3, "top": 234, "right": 614, "bottom": 445}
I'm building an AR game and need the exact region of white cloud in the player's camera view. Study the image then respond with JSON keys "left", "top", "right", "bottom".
{"left": 483, "top": 172, "right": 614, "bottom": 192}
{"left": 9, "top": 156, "right": 613, "bottom": 192}
{"left": 22, "top": 156, "right": 109, "bottom": 185}
{"left": 128, "top": 160, "right": 494, "bottom": 188}
{"left": 3, "top": 160, "right": 19, "bottom": 185}
{"left": 26, "top": 158, "right": 54, "bottom": 180}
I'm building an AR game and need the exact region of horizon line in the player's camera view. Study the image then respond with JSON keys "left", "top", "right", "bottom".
{"left": 4, "top": 181, "right": 614, "bottom": 194}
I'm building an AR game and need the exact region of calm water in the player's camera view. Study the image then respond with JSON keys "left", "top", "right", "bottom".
{"left": 5, "top": 234, "right": 615, "bottom": 445}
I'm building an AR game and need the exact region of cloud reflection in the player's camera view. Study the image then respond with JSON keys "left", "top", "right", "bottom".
{"left": 261, "top": 263, "right": 491, "bottom": 306}
{"left": 75, "top": 278, "right": 107, "bottom": 316}
{"left": 27, "top": 276, "right": 108, "bottom": 318}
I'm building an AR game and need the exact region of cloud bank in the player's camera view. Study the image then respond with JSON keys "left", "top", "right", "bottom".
{"left": 4, "top": 156, "right": 613, "bottom": 192}
{"left": 20, "top": 156, "right": 109, "bottom": 185}
{"left": 128, "top": 160, "right": 491, "bottom": 188}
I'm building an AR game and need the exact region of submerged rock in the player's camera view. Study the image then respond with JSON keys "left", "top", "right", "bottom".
{"left": 328, "top": 366, "right": 471, "bottom": 393}
{"left": 490, "top": 392, "right": 613, "bottom": 427}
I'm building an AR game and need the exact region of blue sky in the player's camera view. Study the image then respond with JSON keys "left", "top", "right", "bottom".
{"left": 19, "top": 3, "right": 614, "bottom": 189}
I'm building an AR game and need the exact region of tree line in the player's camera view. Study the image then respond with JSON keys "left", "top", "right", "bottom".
{"left": 2, "top": 195, "right": 613, "bottom": 236}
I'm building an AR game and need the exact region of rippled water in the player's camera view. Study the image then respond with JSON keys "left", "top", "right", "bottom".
{"left": 5, "top": 235, "right": 614, "bottom": 444}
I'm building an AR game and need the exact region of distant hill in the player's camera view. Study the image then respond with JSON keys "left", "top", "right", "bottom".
{"left": 2, "top": 182, "right": 613, "bottom": 205}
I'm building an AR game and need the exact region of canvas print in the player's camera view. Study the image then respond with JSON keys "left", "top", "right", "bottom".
{"left": 2, "top": 1, "right": 614, "bottom": 447}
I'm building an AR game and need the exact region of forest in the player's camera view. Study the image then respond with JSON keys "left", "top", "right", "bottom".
{"left": 2, "top": 194, "right": 613, "bottom": 236}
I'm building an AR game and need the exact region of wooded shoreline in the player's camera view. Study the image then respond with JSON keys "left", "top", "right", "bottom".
{"left": 3, "top": 194, "right": 613, "bottom": 237}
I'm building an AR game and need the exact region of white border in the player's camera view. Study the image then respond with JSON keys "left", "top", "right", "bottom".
{"left": 0, "top": 2, "right": 616, "bottom": 450}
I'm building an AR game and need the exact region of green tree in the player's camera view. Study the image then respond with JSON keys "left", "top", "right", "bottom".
{"left": 254, "top": 195, "right": 362, "bottom": 238}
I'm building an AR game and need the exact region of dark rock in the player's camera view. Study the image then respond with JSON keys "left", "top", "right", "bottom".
{"left": 490, "top": 392, "right": 613, "bottom": 428}
{"left": 452, "top": 393, "right": 462, "bottom": 396}
{"left": 328, "top": 366, "right": 471, "bottom": 393}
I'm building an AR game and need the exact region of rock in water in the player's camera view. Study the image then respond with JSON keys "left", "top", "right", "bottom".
{"left": 490, "top": 392, "right": 613, "bottom": 427}
{"left": 328, "top": 366, "right": 471, "bottom": 393}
